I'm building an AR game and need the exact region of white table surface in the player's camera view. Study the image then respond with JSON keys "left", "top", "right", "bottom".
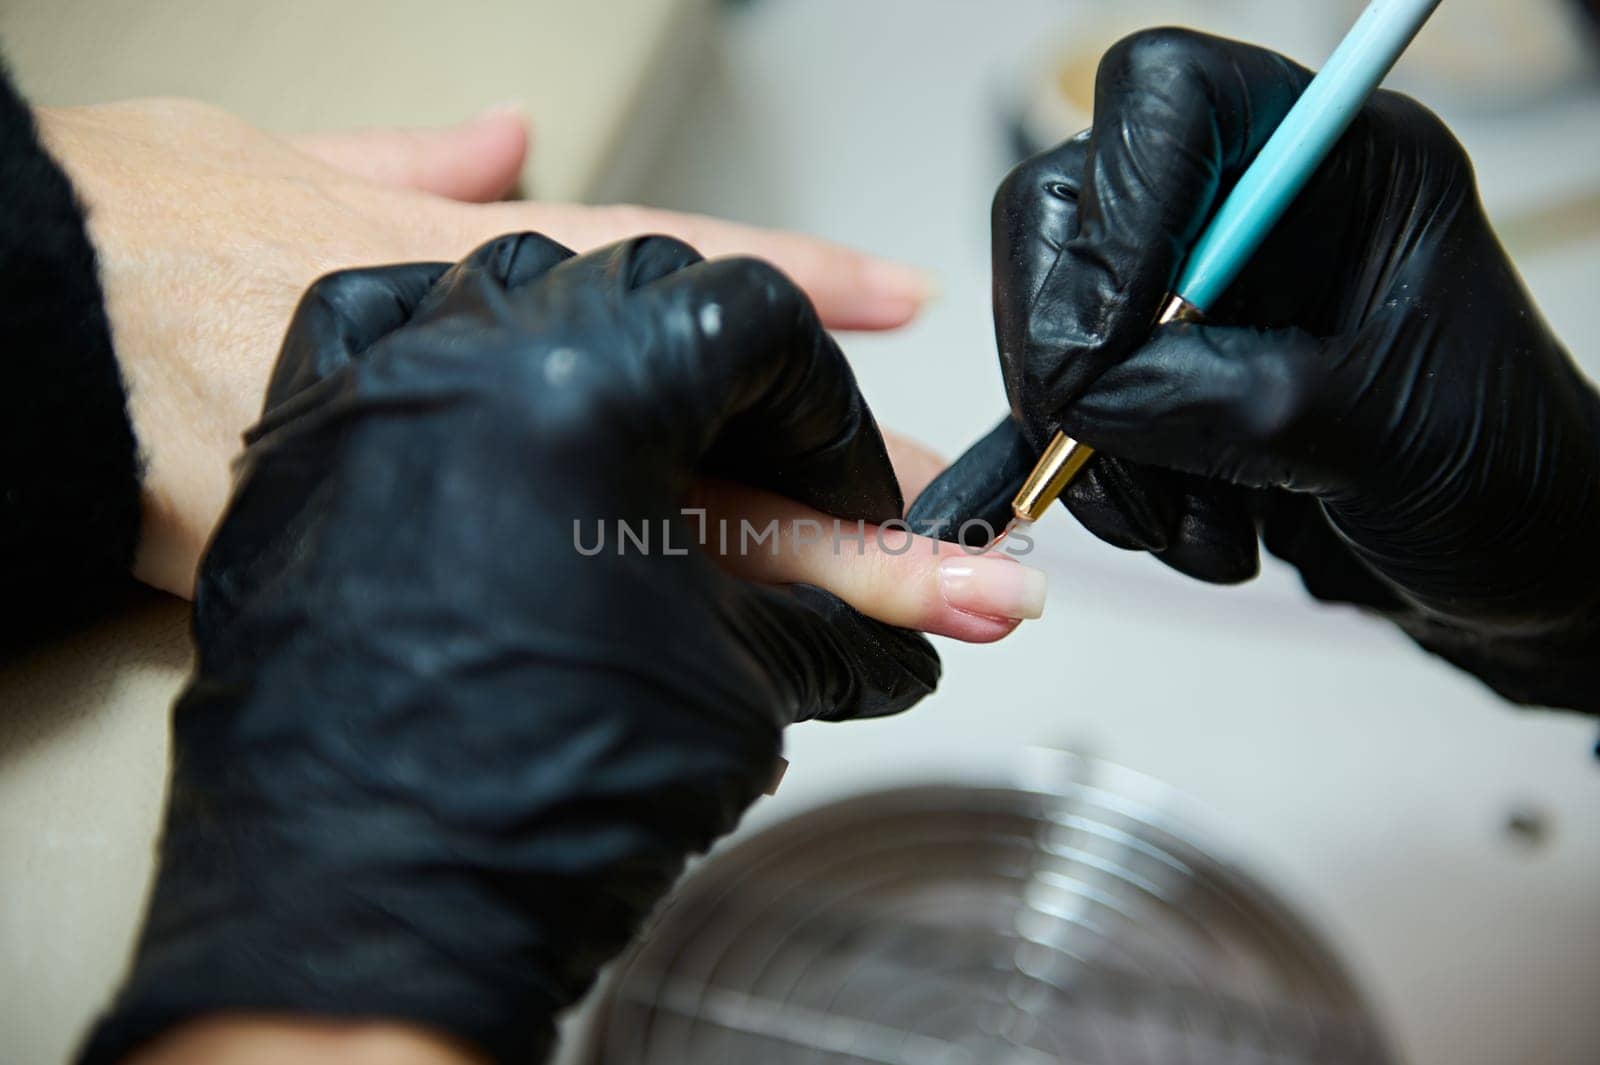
{"left": 626, "top": 3, "right": 1600, "bottom": 1064}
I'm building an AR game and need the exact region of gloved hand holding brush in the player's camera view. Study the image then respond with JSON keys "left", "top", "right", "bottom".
{"left": 912, "top": 29, "right": 1600, "bottom": 713}
{"left": 81, "top": 233, "right": 948, "bottom": 1065}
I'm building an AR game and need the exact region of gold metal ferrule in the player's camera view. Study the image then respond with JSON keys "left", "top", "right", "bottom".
{"left": 1011, "top": 431, "right": 1095, "bottom": 524}
{"left": 1156, "top": 293, "right": 1203, "bottom": 326}
{"left": 1010, "top": 293, "right": 1204, "bottom": 523}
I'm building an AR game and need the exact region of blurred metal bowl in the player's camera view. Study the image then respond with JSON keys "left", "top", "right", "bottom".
{"left": 582, "top": 753, "right": 1395, "bottom": 1064}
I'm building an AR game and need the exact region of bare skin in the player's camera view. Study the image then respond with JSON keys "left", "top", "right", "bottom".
{"left": 34, "top": 100, "right": 932, "bottom": 595}
{"left": 703, "top": 444, "right": 1046, "bottom": 641}
{"left": 36, "top": 100, "right": 1045, "bottom": 637}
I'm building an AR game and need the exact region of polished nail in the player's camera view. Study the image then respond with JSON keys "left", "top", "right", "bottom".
{"left": 937, "top": 556, "right": 1047, "bottom": 621}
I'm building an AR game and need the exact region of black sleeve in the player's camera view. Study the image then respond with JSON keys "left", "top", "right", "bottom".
{"left": 0, "top": 57, "right": 142, "bottom": 648}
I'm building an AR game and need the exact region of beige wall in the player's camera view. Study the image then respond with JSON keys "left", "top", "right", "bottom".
{"left": 1, "top": 0, "right": 711, "bottom": 202}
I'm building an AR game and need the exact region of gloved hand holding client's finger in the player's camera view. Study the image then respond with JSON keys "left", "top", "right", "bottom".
{"left": 80, "top": 233, "right": 947, "bottom": 1065}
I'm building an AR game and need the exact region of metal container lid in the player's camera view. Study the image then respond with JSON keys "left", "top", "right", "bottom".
{"left": 583, "top": 753, "right": 1395, "bottom": 1064}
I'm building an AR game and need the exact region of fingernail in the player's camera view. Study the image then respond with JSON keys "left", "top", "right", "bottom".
{"left": 937, "top": 556, "right": 1048, "bottom": 621}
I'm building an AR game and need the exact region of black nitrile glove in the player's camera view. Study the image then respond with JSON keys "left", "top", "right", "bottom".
{"left": 80, "top": 233, "right": 939, "bottom": 1065}
{"left": 911, "top": 29, "right": 1600, "bottom": 712}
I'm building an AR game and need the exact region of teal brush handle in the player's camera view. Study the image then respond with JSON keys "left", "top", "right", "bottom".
{"left": 1176, "top": 0, "right": 1444, "bottom": 313}
{"left": 1012, "top": 0, "right": 1447, "bottom": 524}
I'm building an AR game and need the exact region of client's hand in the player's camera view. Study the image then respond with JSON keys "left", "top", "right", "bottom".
{"left": 35, "top": 99, "right": 930, "bottom": 595}
{"left": 80, "top": 234, "right": 957, "bottom": 1065}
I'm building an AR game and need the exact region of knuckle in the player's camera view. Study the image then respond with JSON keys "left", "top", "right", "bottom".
{"left": 718, "top": 256, "right": 806, "bottom": 314}
{"left": 1368, "top": 91, "right": 1474, "bottom": 175}
{"left": 480, "top": 229, "right": 535, "bottom": 266}
{"left": 494, "top": 228, "right": 546, "bottom": 250}
{"left": 1102, "top": 27, "right": 1211, "bottom": 93}
{"left": 301, "top": 266, "right": 372, "bottom": 310}
{"left": 995, "top": 135, "right": 1090, "bottom": 213}
{"left": 619, "top": 233, "right": 705, "bottom": 283}
{"left": 628, "top": 232, "right": 702, "bottom": 261}
{"left": 486, "top": 230, "right": 564, "bottom": 279}
{"left": 722, "top": 254, "right": 791, "bottom": 291}
{"left": 1238, "top": 344, "right": 1321, "bottom": 446}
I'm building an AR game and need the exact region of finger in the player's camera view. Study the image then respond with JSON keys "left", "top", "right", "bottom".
{"left": 1001, "top": 29, "right": 1313, "bottom": 431}
{"left": 907, "top": 417, "right": 1035, "bottom": 547}
{"left": 1058, "top": 458, "right": 1184, "bottom": 553}
{"left": 905, "top": 415, "right": 1194, "bottom": 555}
{"left": 737, "top": 583, "right": 942, "bottom": 722}
{"left": 992, "top": 134, "right": 1088, "bottom": 441}
{"left": 411, "top": 231, "right": 575, "bottom": 322}
{"left": 1150, "top": 478, "right": 1260, "bottom": 584}
{"left": 1060, "top": 322, "right": 1351, "bottom": 494}
{"left": 471, "top": 201, "right": 930, "bottom": 331}
{"left": 290, "top": 107, "right": 529, "bottom": 202}
{"left": 266, "top": 261, "right": 450, "bottom": 411}
{"left": 993, "top": 137, "right": 1191, "bottom": 550}
{"left": 543, "top": 234, "right": 704, "bottom": 295}
{"left": 880, "top": 429, "right": 947, "bottom": 512}
{"left": 899, "top": 413, "right": 1178, "bottom": 552}
{"left": 632, "top": 256, "right": 904, "bottom": 523}
{"left": 699, "top": 480, "right": 1044, "bottom": 644}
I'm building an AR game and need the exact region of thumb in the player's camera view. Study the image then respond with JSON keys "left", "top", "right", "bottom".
{"left": 290, "top": 107, "right": 529, "bottom": 202}
{"left": 265, "top": 261, "right": 450, "bottom": 412}
{"left": 732, "top": 582, "right": 941, "bottom": 723}
{"left": 1063, "top": 322, "right": 1352, "bottom": 494}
